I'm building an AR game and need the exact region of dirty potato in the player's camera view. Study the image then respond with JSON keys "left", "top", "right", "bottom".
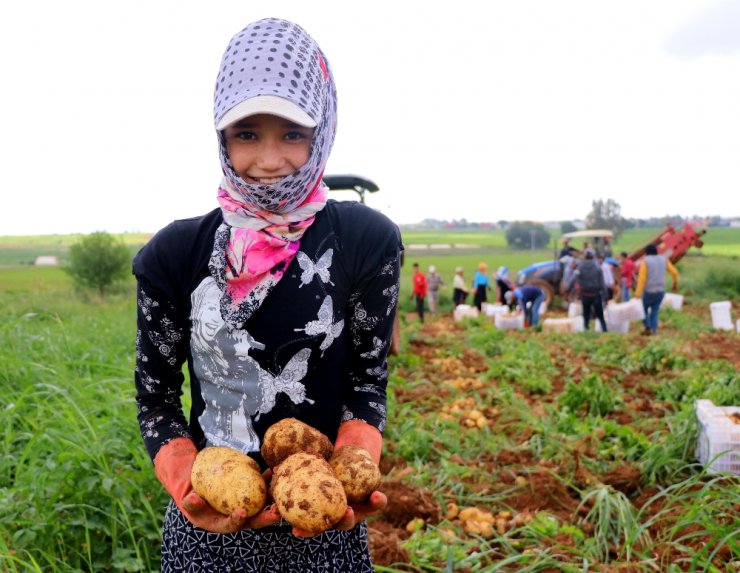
{"left": 191, "top": 446, "right": 267, "bottom": 517}
{"left": 261, "top": 418, "right": 333, "bottom": 467}
{"left": 271, "top": 452, "right": 347, "bottom": 533}
{"left": 329, "top": 445, "right": 381, "bottom": 503}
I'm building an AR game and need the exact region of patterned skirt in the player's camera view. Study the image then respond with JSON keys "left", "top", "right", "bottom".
{"left": 160, "top": 501, "right": 374, "bottom": 572}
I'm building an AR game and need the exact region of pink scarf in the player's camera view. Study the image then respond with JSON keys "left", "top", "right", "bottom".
{"left": 209, "top": 176, "right": 328, "bottom": 329}
{"left": 209, "top": 19, "right": 337, "bottom": 329}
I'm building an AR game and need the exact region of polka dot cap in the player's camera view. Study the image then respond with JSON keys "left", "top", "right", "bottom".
{"left": 215, "top": 18, "right": 337, "bottom": 215}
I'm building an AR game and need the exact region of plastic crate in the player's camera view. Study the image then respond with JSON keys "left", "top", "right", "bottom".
{"left": 453, "top": 304, "right": 479, "bottom": 322}
{"left": 695, "top": 399, "right": 740, "bottom": 475}
{"left": 494, "top": 312, "right": 524, "bottom": 331}
{"left": 542, "top": 317, "right": 577, "bottom": 333}
{"left": 661, "top": 292, "right": 684, "bottom": 310}
{"left": 481, "top": 303, "right": 507, "bottom": 318}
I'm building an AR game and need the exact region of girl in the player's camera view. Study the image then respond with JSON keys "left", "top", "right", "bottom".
{"left": 133, "top": 18, "right": 402, "bottom": 572}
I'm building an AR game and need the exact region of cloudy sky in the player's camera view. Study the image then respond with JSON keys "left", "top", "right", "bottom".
{"left": 1, "top": 0, "right": 739, "bottom": 236}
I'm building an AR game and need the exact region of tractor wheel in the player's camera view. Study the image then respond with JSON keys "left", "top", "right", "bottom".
{"left": 528, "top": 279, "right": 555, "bottom": 308}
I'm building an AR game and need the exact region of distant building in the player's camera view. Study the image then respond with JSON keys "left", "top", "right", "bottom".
{"left": 34, "top": 256, "right": 59, "bottom": 266}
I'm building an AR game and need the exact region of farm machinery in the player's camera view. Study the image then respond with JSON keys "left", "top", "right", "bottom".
{"left": 515, "top": 223, "right": 707, "bottom": 305}
{"left": 324, "top": 174, "right": 401, "bottom": 354}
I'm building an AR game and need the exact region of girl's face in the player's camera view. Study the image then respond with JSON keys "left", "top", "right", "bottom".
{"left": 223, "top": 114, "right": 314, "bottom": 185}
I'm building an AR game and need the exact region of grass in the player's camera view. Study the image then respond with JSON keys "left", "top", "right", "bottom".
{"left": 0, "top": 232, "right": 738, "bottom": 572}
{"left": 0, "top": 272, "right": 166, "bottom": 572}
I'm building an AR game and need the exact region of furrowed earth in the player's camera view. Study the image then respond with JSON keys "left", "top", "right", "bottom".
{"left": 366, "top": 301, "right": 739, "bottom": 570}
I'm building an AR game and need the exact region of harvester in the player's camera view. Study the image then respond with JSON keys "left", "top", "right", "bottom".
{"left": 515, "top": 223, "right": 707, "bottom": 305}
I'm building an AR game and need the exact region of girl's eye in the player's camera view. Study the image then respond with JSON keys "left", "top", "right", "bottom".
{"left": 235, "top": 131, "right": 257, "bottom": 141}
{"left": 284, "top": 131, "right": 306, "bottom": 141}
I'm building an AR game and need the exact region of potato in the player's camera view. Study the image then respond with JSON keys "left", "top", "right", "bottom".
{"left": 260, "top": 418, "right": 333, "bottom": 467}
{"left": 271, "top": 452, "right": 347, "bottom": 533}
{"left": 191, "top": 446, "right": 267, "bottom": 517}
{"left": 329, "top": 445, "right": 381, "bottom": 503}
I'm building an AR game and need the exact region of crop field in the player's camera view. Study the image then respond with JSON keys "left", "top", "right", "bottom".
{"left": 0, "top": 230, "right": 738, "bottom": 572}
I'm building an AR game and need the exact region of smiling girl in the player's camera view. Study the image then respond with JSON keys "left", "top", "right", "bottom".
{"left": 133, "top": 18, "right": 402, "bottom": 572}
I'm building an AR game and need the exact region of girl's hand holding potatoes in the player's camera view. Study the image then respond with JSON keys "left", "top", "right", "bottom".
{"left": 261, "top": 418, "right": 386, "bottom": 537}
{"left": 154, "top": 438, "right": 282, "bottom": 534}
{"left": 187, "top": 446, "right": 282, "bottom": 533}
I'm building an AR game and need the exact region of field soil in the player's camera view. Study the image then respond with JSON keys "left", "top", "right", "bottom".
{"left": 367, "top": 302, "right": 739, "bottom": 570}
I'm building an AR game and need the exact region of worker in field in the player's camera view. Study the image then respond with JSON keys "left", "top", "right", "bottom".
{"left": 452, "top": 266, "right": 470, "bottom": 307}
{"left": 494, "top": 266, "right": 515, "bottom": 305}
{"left": 411, "top": 262, "right": 427, "bottom": 322}
{"left": 566, "top": 248, "right": 608, "bottom": 332}
{"left": 599, "top": 254, "right": 617, "bottom": 302}
{"left": 634, "top": 244, "right": 679, "bottom": 336}
{"left": 619, "top": 252, "right": 635, "bottom": 301}
{"left": 132, "top": 18, "right": 399, "bottom": 570}
{"left": 559, "top": 239, "right": 574, "bottom": 258}
{"left": 426, "top": 265, "right": 445, "bottom": 313}
{"left": 472, "top": 262, "right": 491, "bottom": 311}
{"left": 602, "top": 236, "right": 613, "bottom": 258}
{"left": 505, "top": 284, "right": 546, "bottom": 327}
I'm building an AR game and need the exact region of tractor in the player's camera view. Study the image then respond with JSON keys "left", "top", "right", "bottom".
{"left": 324, "top": 174, "right": 401, "bottom": 355}
{"left": 515, "top": 224, "right": 707, "bottom": 306}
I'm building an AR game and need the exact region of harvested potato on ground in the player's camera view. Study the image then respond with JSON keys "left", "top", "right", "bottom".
{"left": 191, "top": 446, "right": 267, "bottom": 517}
{"left": 261, "top": 418, "right": 333, "bottom": 467}
{"left": 329, "top": 445, "right": 381, "bottom": 503}
{"left": 271, "top": 452, "right": 347, "bottom": 533}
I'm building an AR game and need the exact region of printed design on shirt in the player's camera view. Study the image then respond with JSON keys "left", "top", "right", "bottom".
{"left": 295, "top": 295, "right": 344, "bottom": 354}
{"left": 191, "top": 277, "right": 286, "bottom": 453}
{"left": 138, "top": 288, "right": 183, "bottom": 366}
{"left": 359, "top": 336, "right": 385, "bottom": 359}
{"left": 296, "top": 248, "right": 334, "bottom": 287}
{"left": 382, "top": 283, "right": 399, "bottom": 316}
{"left": 380, "top": 260, "right": 396, "bottom": 276}
{"left": 354, "top": 382, "right": 385, "bottom": 397}
{"left": 349, "top": 301, "right": 379, "bottom": 346}
{"left": 366, "top": 365, "right": 388, "bottom": 379}
{"left": 257, "top": 348, "right": 314, "bottom": 418}
{"left": 141, "top": 414, "right": 163, "bottom": 440}
{"left": 137, "top": 288, "right": 159, "bottom": 321}
{"left": 368, "top": 402, "right": 387, "bottom": 431}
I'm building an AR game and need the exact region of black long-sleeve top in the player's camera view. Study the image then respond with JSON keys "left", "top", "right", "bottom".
{"left": 133, "top": 200, "right": 402, "bottom": 468}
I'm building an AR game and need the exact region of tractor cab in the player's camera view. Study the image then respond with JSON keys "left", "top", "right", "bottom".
{"left": 323, "top": 174, "right": 401, "bottom": 355}
{"left": 516, "top": 229, "right": 614, "bottom": 306}
{"left": 559, "top": 229, "right": 614, "bottom": 258}
{"left": 322, "top": 174, "right": 379, "bottom": 204}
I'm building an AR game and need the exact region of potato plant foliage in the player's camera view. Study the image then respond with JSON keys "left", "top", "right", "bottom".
{"left": 0, "top": 233, "right": 738, "bottom": 572}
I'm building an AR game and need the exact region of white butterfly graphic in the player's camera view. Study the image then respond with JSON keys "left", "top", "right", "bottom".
{"left": 296, "top": 249, "right": 334, "bottom": 287}
{"left": 360, "top": 336, "right": 385, "bottom": 359}
{"left": 256, "top": 348, "right": 314, "bottom": 418}
{"left": 295, "top": 296, "right": 344, "bottom": 353}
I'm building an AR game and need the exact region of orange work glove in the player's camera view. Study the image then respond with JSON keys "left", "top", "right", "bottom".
{"left": 292, "top": 420, "right": 387, "bottom": 538}
{"left": 153, "top": 437, "right": 281, "bottom": 534}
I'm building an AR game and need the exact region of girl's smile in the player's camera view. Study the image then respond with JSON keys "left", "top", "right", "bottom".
{"left": 223, "top": 114, "right": 314, "bottom": 185}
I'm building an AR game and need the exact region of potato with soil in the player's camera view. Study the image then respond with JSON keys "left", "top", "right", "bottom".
{"left": 191, "top": 446, "right": 267, "bottom": 517}
{"left": 271, "top": 452, "right": 347, "bottom": 533}
{"left": 260, "top": 418, "right": 333, "bottom": 467}
{"left": 329, "top": 445, "right": 381, "bottom": 503}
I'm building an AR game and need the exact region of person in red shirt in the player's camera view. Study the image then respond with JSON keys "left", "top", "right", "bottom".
{"left": 620, "top": 252, "right": 635, "bottom": 301}
{"left": 410, "top": 262, "right": 427, "bottom": 322}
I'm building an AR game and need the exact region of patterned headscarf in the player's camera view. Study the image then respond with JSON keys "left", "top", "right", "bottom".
{"left": 208, "top": 18, "right": 337, "bottom": 329}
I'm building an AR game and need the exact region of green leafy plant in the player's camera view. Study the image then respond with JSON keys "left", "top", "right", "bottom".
{"left": 578, "top": 485, "right": 647, "bottom": 561}
{"left": 559, "top": 373, "right": 618, "bottom": 417}
{"left": 63, "top": 232, "right": 132, "bottom": 296}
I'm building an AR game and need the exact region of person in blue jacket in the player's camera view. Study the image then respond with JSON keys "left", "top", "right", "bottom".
{"left": 505, "top": 284, "right": 546, "bottom": 327}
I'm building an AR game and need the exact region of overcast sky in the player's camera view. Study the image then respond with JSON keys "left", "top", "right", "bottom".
{"left": 1, "top": 0, "right": 739, "bottom": 236}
